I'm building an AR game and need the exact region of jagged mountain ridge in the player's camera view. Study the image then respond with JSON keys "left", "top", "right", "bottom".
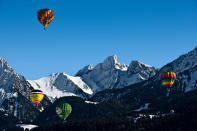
{"left": 28, "top": 73, "right": 93, "bottom": 102}
{"left": 0, "top": 58, "right": 51, "bottom": 122}
{"left": 28, "top": 55, "right": 158, "bottom": 102}
{"left": 77, "top": 55, "right": 158, "bottom": 92}
{"left": 152, "top": 47, "right": 197, "bottom": 92}
{"left": 156, "top": 47, "right": 197, "bottom": 92}
{"left": 90, "top": 47, "right": 197, "bottom": 109}
{"left": 1, "top": 47, "right": 197, "bottom": 124}
{"left": 161, "top": 47, "right": 197, "bottom": 73}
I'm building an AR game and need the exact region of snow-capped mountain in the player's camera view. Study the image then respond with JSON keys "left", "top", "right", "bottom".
{"left": 1, "top": 46, "right": 197, "bottom": 125}
{"left": 77, "top": 55, "right": 158, "bottom": 92}
{"left": 160, "top": 47, "right": 197, "bottom": 74}
{"left": 90, "top": 47, "right": 197, "bottom": 104}
{"left": 0, "top": 58, "right": 51, "bottom": 122}
{"left": 158, "top": 47, "right": 197, "bottom": 92}
{"left": 28, "top": 55, "right": 157, "bottom": 102}
{"left": 137, "top": 47, "right": 197, "bottom": 94}
{"left": 75, "top": 65, "right": 93, "bottom": 77}
{"left": 28, "top": 73, "right": 93, "bottom": 102}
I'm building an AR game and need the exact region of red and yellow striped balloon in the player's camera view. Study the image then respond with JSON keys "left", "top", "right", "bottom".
{"left": 30, "top": 90, "right": 44, "bottom": 107}
{"left": 37, "top": 9, "right": 54, "bottom": 30}
{"left": 160, "top": 72, "right": 176, "bottom": 87}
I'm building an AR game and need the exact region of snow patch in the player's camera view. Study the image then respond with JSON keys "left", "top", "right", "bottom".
{"left": 134, "top": 103, "right": 150, "bottom": 112}
{"left": 13, "top": 92, "right": 18, "bottom": 98}
{"left": 16, "top": 124, "right": 38, "bottom": 130}
{"left": 85, "top": 101, "right": 99, "bottom": 104}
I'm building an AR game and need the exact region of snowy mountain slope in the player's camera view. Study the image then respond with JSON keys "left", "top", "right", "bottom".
{"left": 75, "top": 65, "right": 93, "bottom": 77}
{"left": 154, "top": 47, "right": 197, "bottom": 93}
{"left": 1, "top": 46, "right": 197, "bottom": 124}
{"left": 90, "top": 47, "right": 197, "bottom": 103}
{"left": 160, "top": 47, "right": 197, "bottom": 74}
{"left": 0, "top": 58, "right": 51, "bottom": 122}
{"left": 29, "top": 55, "right": 157, "bottom": 101}
{"left": 78, "top": 55, "right": 158, "bottom": 92}
{"left": 28, "top": 73, "right": 93, "bottom": 102}
{"left": 173, "top": 64, "right": 197, "bottom": 92}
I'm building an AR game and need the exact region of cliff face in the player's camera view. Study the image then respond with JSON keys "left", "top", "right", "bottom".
{"left": 0, "top": 58, "right": 51, "bottom": 122}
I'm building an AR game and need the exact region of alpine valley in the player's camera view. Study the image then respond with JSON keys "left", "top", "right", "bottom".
{"left": 1, "top": 47, "right": 197, "bottom": 131}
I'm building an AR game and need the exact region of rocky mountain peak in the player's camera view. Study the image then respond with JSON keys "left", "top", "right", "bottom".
{"left": 75, "top": 65, "right": 93, "bottom": 76}
{"left": 0, "top": 57, "right": 14, "bottom": 73}
{"left": 128, "top": 60, "right": 156, "bottom": 74}
{"left": 99, "top": 55, "right": 127, "bottom": 71}
{"left": 0, "top": 57, "right": 51, "bottom": 122}
{"left": 103, "top": 55, "right": 118, "bottom": 68}
{"left": 76, "top": 55, "right": 157, "bottom": 92}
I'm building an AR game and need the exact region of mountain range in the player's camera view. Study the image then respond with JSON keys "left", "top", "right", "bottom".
{"left": 0, "top": 47, "right": 197, "bottom": 125}
{"left": 28, "top": 55, "right": 158, "bottom": 102}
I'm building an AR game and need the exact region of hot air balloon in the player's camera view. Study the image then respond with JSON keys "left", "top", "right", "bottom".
{"left": 30, "top": 90, "right": 44, "bottom": 107}
{"left": 56, "top": 103, "right": 72, "bottom": 120}
{"left": 37, "top": 8, "right": 54, "bottom": 30}
{"left": 160, "top": 71, "right": 176, "bottom": 88}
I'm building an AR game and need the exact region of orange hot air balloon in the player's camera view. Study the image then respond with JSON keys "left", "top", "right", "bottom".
{"left": 37, "top": 9, "right": 54, "bottom": 30}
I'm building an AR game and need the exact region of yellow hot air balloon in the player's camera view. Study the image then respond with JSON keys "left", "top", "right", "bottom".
{"left": 30, "top": 90, "right": 44, "bottom": 107}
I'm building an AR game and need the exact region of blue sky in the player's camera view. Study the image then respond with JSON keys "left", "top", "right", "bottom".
{"left": 0, "top": 0, "right": 197, "bottom": 79}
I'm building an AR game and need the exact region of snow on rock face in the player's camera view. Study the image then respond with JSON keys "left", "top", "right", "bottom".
{"left": 128, "top": 61, "right": 157, "bottom": 79}
{"left": 102, "top": 55, "right": 128, "bottom": 71}
{"left": 75, "top": 65, "right": 93, "bottom": 76}
{"left": 127, "top": 61, "right": 156, "bottom": 76}
{"left": 160, "top": 47, "right": 197, "bottom": 74}
{"left": 0, "top": 58, "right": 24, "bottom": 105}
{"left": 156, "top": 47, "right": 197, "bottom": 93}
{"left": 175, "top": 64, "right": 197, "bottom": 93}
{"left": 28, "top": 73, "right": 93, "bottom": 102}
{"left": 91, "top": 47, "right": 197, "bottom": 103}
{"left": 0, "top": 58, "right": 51, "bottom": 122}
{"left": 0, "top": 58, "right": 17, "bottom": 91}
{"left": 80, "top": 55, "right": 158, "bottom": 92}
{"left": 28, "top": 55, "right": 157, "bottom": 101}
{"left": 85, "top": 101, "right": 99, "bottom": 104}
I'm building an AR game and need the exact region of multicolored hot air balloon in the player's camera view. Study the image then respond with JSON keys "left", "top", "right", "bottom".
{"left": 30, "top": 90, "right": 44, "bottom": 107}
{"left": 160, "top": 71, "right": 176, "bottom": 87}
{"left": 56, "top": 103, "right": 72, "bottom": 120}
{"left": 37, "top": 8, "right": 54, "bottom": 30}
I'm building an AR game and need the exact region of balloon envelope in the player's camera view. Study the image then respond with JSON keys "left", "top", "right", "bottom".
{"left": 37, "top": 8, "right": 54, "bottom": 30}
{"left": 56, "top": 103, "right": 72, "bottom": 120}
{"left": 160, "top": 72, "right": 176, "bottom": 87}
{"left": 30, "top": 90, "right": 44, "bottom": 107}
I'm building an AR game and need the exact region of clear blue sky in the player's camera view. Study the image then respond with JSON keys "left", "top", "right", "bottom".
{"left": 0, "top": 0, "right": 197, "bottom": 80}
